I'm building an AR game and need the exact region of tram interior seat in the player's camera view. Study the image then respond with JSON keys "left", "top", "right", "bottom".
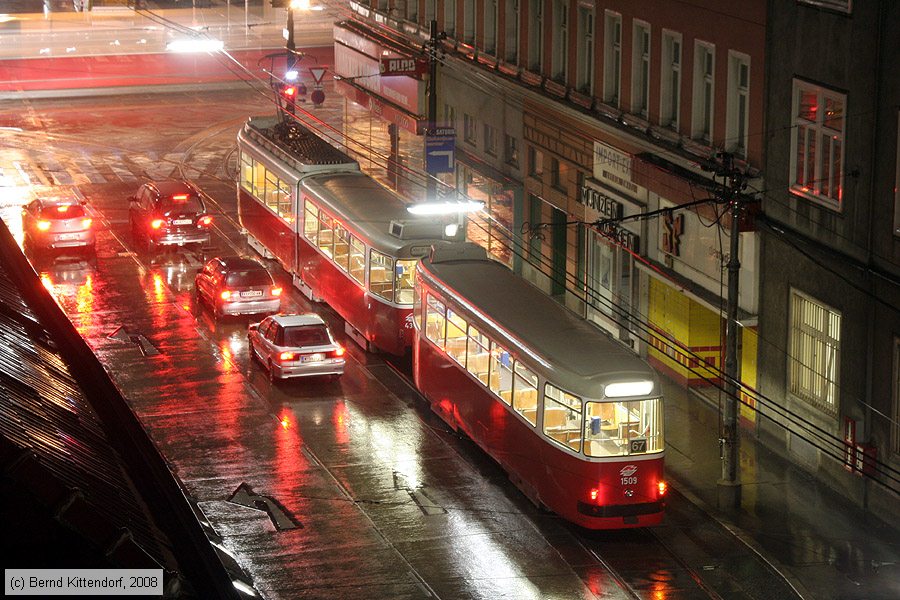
{"left": 446, "top": 337, "right": 467, "bottom": 357}
{"left": 513, "top": 388, "right": 538, "bottom": 411}
{"left": 369, "top": 267, "right": 389, "bottom": 283}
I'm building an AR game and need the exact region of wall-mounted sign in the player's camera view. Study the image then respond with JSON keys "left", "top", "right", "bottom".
{"left": 593, "top": 141, "right": 644, "bottom": 199}
{"left": 379, "top": 57, "right": 428, "bottom": 78}
{"left": 662, "top": 211, "right": 684, "bottom": 256}
{"left": 578, "top": 185, "right": 623, "bottom": 220}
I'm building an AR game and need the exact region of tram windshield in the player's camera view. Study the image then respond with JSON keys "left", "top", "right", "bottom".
{"left": 583, "top": 398, "right": 663, "bottom": 457}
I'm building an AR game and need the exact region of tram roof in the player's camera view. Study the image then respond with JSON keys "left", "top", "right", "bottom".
{"left": 303, "top": 172, "right": 459, "bottom": 256}
{"left": 419, "top": 244, "right": 659, "bottom": 398}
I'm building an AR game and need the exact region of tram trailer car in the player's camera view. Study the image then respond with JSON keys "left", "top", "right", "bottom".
{"left": 413, "top": 243, "right": 666, "bottom": 529}
{"left": 237, "top": 117, "right": 465, "bottom": 355}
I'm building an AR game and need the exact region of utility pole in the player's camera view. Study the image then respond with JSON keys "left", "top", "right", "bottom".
{"left": 426, "top": 19, "right": 439, "bottom": 201}
{"left": 286, "top": 3, "right": 296, "bottom": 71}
{"left": 716, "top": 151, "right": 747, "bottom": 510}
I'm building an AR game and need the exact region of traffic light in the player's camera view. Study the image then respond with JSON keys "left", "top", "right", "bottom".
{"left": 279, "top": 83, "right": 297, "bottom": 116}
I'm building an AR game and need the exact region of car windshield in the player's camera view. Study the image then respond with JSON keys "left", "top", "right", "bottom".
{"left": 159, "top": 195, "right": 203, "bottom": 214}
{"left": 226, "top": 269, "right": 272, "bottom": 287}
{"left": 282, "top": 325, "right": 330, "bottom": 347}
{"left": 40, "top": 204, "right": 85, "bottom": 219}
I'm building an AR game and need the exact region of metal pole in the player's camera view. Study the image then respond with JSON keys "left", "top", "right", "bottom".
{"left": 718, "top": 155, "right": 743, "bottom": 510}
{"left": 426, "top": 19, "right": 438, "bottom": 201}
{"left": 286, "top": 6, "right": 296, "bottom": 70}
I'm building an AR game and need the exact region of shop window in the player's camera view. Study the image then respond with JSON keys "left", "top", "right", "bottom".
{"left": 425, "top": 295, "right": 446, "bottom": 347}
{"left": 348, "top": 235, "right": 365, "bottom": 284}
{"left": 303, "top": 199, "right": 318, "bottom": 244}
{"left": 544, "top": 383, "right": 582, "bottom": 452}
{"left": 445, "top": 309, "right": 468, "bottom": 365}
{"left": 512, "top": 361, "right": 538, "bottom": 425}
{"left": 369, "top": 250, "right": 394, "bottom": 302}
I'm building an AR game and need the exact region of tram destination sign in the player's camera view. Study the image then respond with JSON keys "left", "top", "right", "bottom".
{"left": 379, "top": 57, "right": 428, "bottom": 78}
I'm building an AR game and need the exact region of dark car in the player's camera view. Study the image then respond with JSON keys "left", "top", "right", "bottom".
{"left": 22, "top": 194, "right": 95, "bottom": 255}
{"left": 195, "top": 256, "right": 282, "bottom": 318}
{"left": 129, "top": 180, "right": 212, "bottom": 253}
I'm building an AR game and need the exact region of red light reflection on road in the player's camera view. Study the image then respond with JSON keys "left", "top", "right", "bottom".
{"left": 274, "top": 406, "right": 310, "bottom": 524}
{"left": 331, "top": 400, "right": 348, "bottom": 446}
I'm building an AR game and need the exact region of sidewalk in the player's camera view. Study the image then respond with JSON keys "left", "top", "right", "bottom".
{"left": 662, "top": 377, "right": 900, "bottom": 599}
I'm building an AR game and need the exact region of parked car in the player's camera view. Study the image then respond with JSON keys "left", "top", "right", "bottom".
{"left": 195, "top": 256, "right": 282, "bottom": 318}
{"left": 22, "top": 194, "right": 95, "bottom": 255}
{"left": 248, "top": 313, "right": 345, "bottom": 381}
{"left": 129, "top": 180, "right": 212, "bottom": 253}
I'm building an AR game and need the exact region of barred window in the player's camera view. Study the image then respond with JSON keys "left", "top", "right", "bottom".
{"left": 791, "top": 79, "right": 845, "bottom": 209}
{"left": 789, "top": 290, "right": 841, "bottom": 414}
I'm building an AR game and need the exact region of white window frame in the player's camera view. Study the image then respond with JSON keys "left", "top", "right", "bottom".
{"left": 660, "top": 30, "right": 681, "bottom": 129}
{"left": 483, "top": 0, "right": 497, "bottom": 55}
{"left": 576, "top": 6, "right": 594, "bottom": 95}
{"left": 797, "top": 0, "right": 851, "bottom": 13}
{"left": 504, "top": 0, "right": 520, "bottom": 63}
{"left": 464, "top": 113, "right": 477, "bottom": 145}
{"left": 726, "top": 51, "right": 750, "bottom": 158}
{"left": 789, "top": 289, "right": 841, "bottom": 416}
{"left": 484, "top": 123, "right": 498, "bottom": 156}
{"left": 692, "top": 41, "right": 715, "bottom": 144}
{"left": 551, "top": 0, "right": 568, "bottom": 82}
{"left": 528, "top": 0, "right": 543, "bottom": 71}
{"left": 789, "top": 79, "right": 846, "bottom": 210}
{"left": 632, "top": 20, "right": 650, "bottom": 118}
{"left": 444, "top": 103, "right": 456, "bottom": 130}
{"left": 504, "top": 134, "right": 519, "bottom": 167}
{"left": 406, "top": 0, "right": 418, "bottom": 22}
{"left": 444, "top": 0, "right": 456, "bottom": 37}
{"left": 463, "top": 0, "right": 475, "bottom": 44}
{"left": 603, "top": 11, "right": 622, "bottom": 106}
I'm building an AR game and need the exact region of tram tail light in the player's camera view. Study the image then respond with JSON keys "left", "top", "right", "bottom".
{"left": 37, "top": 220, "right": 51, "bottom": 231}
{"left": 589, "top": 488, "right": 600, "bottom": 503}
{"left": 657, "top": 481, "right": 668, "bottom": 497}
{"left": 151, "top": 219, "right": 164, "bottom": 230}
{"left": 81, "top": 218, "right": 92, "bottom": 229}
{"left": 279, "top": 351, "right": 296, "bottom": 361}
{"left": 271, "top": 286, "right": 283, "bottom": 296}
{"left": 198, "top": 215, "right": 213, "bottom": 227}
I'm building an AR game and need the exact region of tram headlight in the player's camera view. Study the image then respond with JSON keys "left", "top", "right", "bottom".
{"left": 604, "top": 380, "right": 654, "bottom": 398}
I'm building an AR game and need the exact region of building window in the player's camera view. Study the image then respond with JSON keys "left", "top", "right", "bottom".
{"left": 504, "top": 0, "right": 520, "bottom": 63}
{"left": 790, "top": 79, "right": 845, "bottom": 209}
{"left": 551, "top": 157, "right": 566, "bottom": 191}
{"left": 894, "top": 111, "right": 900, "bottom": 237}
{"left": 789, "top": 290, "right": 841, "bottom": 415}
{"left": 603, "top": 11, "right": 621, "bottom": 106}
{"left": 692, "top": 41, "right": 715, "bottom": 144}
{"left": 504, "top": 134, "right": 519, "bottom": 167}
{"left": 551, "top": 0, "right": 568, "bottom": 82}
{"left": 444, "top": 0, "right": 456, "bottom": 37}
{"left": 528, "top": 0, "right": 543, "bottom": 71}
{"left": 484, "top": 124, "right": 498, "bottom": 156}
{"left": 483, "top": 0, "right": 497, "bottom": 55}
{"left": 463, "top": 0, "right": 475, "bottom": 44}
{"left": 893, "top": 337, "right": 900, "bottom": 457}
{"left": 632, "top": 21, "right": 650, "bottom": 118}
{"left": 444, "top": 103, "right": 456, "bottom": 129}
{"left": 406, "top": 0, "right": 418, "bottom": 22}
{"left": 464, "top": 113, "right": 477, "bottom": 145}
{"left": 425, "top": 0, "right": 434, "bottom": 23}
{"left": 660, "top": 30, "right": 681, "bottom": 129}
{"left": 576, "top": 7, "right": 594, "bottom": 95}
{"left": 726, "top": 53, "right": 750, "bottom": 158}
{"left": 528, "top": 146, "right": 544, "bottom": 178}
{"left": 797, "top": 0, "right": 851, "bottom": 13}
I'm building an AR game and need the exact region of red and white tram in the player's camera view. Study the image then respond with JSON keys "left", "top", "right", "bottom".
{"left": 237, "top": 117, "right": 464, "bottom": 355}
{"left": 413, "top": 243, "right": 666, "bottom": 529}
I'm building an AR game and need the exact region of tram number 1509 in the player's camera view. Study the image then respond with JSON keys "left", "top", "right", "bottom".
{"left": 621, "top": 475, "right": 639, "bottom": 486}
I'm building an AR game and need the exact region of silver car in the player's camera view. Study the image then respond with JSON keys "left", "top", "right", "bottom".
{"left": 22, "top": 195, "right": 95, "bottom": 254}
{"left": 195, "top": 256, "right": 282, "bottom": 318}
{"left": 248, "top": 314, "right": 345, "bottom": 381}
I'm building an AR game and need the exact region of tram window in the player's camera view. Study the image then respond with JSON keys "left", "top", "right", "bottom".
{"left": 369, "top": 250, "right": 395, "bottom": 302}
{"left": 582, "top": 398, "right": 663, "bottom": 457}
{"left": 395, "top": 259, "right": 416, "bottom": 305}
{"left": 249, "top": 158, "right": 266, "bottom": 199}
{"left": 490, "top": 344, "right": 513, "bottom": 404}
{"left": 334, "top": 225, "right": 350, "bottom": 271}
{"left": 239, "top": 153, "right": 253, "bottom": 193}
{"left": 318, "top": 211, "right": 334, "bottom": 257}
{"left": 466, "top": 325, "right": 491, "bottom": 385}
{"left": 348, "top": 235, "right": 365, "bottom": 284}
{"left": 512, "top": 362, "right": 538, "bottom": 426}
{"left": 425, "top": 295, "right": 446, "bottom": 346}
{"left": 543, "top": 384, "right": 583, "bottom": 452}
{"left": 445, "top": 309, "right": 467, "bottom": 366}
{"left": 276, "top": 180, "right": 292, "bottom": 222}
{"left": 303, "top": 200, "right": 318, "bottom": 244}
{"left": 413, "top": 282, "right": 422, "bottom": 329}
{"left": 264, "top": 171, "right": 280, "bottom": 212}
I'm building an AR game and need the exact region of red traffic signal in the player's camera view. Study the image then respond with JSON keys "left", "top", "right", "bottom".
{"left": 281, "top": 85, "right": 297, "bottom": 98}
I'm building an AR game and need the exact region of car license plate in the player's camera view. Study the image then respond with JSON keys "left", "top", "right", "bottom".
{"left": 240, "top": 290, "right": 263, "bottom": 297}
{"left": 173, "top": 219, "right": 193, "bottom": 225}
{"left": 301, "top": 353, "right": 324, "bottom": 363}
{"left": 57, "top": 233, "right": 78, "bottom": 240}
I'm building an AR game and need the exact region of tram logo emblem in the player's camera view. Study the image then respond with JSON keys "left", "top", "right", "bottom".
{"left": 404, "top": 313, "right": 415, "bottom": 329}
{"left": 620, "top": 465, "right": 638, "bottom": 477}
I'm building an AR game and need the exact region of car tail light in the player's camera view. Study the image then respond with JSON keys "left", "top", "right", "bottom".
{"left": 220, "top": 290, "right": 234, "bottom": 300}
{"left": 57, "top": 205, "right": 70, "bottom": 213}
{"left": 279, "top": 351, "right": 296, "bottom": 361}
{"left": 151, "top": 219, "right": 164, "bottom": 229}
{"left": 81, "top": 218, "right": 92, "bottom": 228}
{"left": 657, "top": 481, "right": 667, "bottom": 497}
{"left": 198, "top": 215, "right": 213, "bottom": 227}
{"left": 172, "top": 194, "right": 189, "bottom": 201}
{"left": 271, "top": 287, "right": 283, "bottom": 296}
{"left": 37, "top": 220, "right": 51, "bottom": 231}
{"left": 329, "top": 346, "right": 345, "bottom": 358}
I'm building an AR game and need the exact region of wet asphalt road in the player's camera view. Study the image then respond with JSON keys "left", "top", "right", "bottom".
{"left": 0, "top": 89, "right": 801, "bottom": 599}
